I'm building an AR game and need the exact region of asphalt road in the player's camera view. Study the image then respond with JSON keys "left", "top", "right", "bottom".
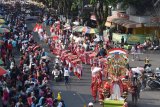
{"left": 27, "top": 20, "right": 160, "bottom": 107}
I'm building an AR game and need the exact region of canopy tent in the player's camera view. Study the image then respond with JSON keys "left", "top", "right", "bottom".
{"left": 0, "top": 19, "right": 5, "bottom": 24}
{"left": 0, "top": 24, "right": 9, "bottom": 28}
{"left": 0, "top": 28, "right": 10, "bottom": 33}
{"left": 111, "top": 18, "right": 142, "bottom": 28}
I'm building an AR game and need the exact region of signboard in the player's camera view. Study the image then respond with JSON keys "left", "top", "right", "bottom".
{"left": 127, "top": 34, "right": 152, "bottom": 44}
{"left": 111, "top": 33, "right": 152, "bottom": 44}
{"left": 112, "top": 33, "right": 127, "bottom": 43}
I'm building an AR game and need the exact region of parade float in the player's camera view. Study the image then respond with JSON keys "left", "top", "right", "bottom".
{"left": 91, "top": 48, "right": 130, "bottom": 107}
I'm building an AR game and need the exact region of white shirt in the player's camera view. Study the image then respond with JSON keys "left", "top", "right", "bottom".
{"left": 57, "top": 102, "right": 63, "bottom": 107}
{"left": 64, "top": 69, "right": 70, "bottom": 77}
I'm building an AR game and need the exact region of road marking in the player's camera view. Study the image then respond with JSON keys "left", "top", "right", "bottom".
{"left": 76, "top": 92, "right": 86, "bottom": 104}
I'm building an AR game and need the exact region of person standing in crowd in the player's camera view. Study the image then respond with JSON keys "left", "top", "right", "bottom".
{"left": 121, "top": 36, "right": 124, "bottom": 48}
{"left": 131, "top": 83, "right": 138, "bottom": 104}
{"left": 64, "top": 66, "right": 70, "bottom": 84}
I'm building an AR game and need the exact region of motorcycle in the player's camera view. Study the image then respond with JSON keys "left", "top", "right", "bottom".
{"left": 147, "top": 77, "right": 160, "bottom": 89}
{"left": 52, "top": 69, "right": 60, "bottom": 82}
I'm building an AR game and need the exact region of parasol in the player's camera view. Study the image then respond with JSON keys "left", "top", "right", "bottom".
{"left": 0, "top": 19, "right": 5, "bottom": 24}
{"left": 83, "top": 27, "right": 98, "bottom": 34}
{"left": 52, "top": 35, "right": 59, "bottom": 41}
{"left": 0, "top": 67, "right": 7, "bottom": 76}
{"left": 72, "top": 26, "right": 85, "bottom": 32}
{"left": 0, "top": 28, "right": 10, "bottom": 33}
{"left": 92, "top": 67, "right": 102, "bottom": 75}
{"left": 0, "top": 24, "right": 8, "bottom": 28}
{"left": 41, "top": 56, "right": 50, "bottom": 60}
{"left": 22, "top": 40, "right": 29, "bottom": 43}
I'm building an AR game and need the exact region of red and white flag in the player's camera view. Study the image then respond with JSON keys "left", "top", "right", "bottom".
{"left": 33, "top": 23, "right": 39, "bottom": 32}
{"left": 38, "top": 24, "right": 43, "bottom": 33}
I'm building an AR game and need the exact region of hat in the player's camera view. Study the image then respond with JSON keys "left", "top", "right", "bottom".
{"left": 88, "top": 102, "right": 93, "bottom": 106}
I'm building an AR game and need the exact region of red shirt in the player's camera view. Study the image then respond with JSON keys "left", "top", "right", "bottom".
{"left": 7, "top": 44, "right": 12, "bottom": 50}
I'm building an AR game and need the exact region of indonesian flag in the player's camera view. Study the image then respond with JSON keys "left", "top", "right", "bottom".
{"left": 33, "top": 23, "right": 39, "bottom": 32}
{"left": 38, "top": 24, "right": 43, "bottom": 33}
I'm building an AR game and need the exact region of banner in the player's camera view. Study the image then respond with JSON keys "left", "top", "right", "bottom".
{"left": 112, "top": 33, "right": 127, "bottom": 43}
{"left": 111, "top": 33, "right": 152, "bottom": 44}
{"left": 126, "top": 34, "right": 152, "bottom": 44}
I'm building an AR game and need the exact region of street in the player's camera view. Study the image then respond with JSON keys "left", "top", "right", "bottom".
{"left": 0, "top": 1, "right": 159, "bottom": 107}
{"left": 27, "top": 20, "right": 160, "bottom": 107}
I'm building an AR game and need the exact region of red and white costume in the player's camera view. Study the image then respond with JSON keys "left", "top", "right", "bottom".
{"left": 74, "top": 64, "right": 83, "bottom": 79}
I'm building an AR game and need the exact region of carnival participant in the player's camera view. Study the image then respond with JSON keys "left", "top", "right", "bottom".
{"left": 64, "top": 66, "right": 70, "bottom": 84}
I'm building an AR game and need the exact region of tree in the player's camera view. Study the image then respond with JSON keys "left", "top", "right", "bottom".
{"left": 34, "top": 0, "right": 75, "bottom": 17}
{"left": 69, "top": 0, "right": 121, "bottom": 41}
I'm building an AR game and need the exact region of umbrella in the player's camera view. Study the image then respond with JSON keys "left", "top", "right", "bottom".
{"left": 0, "top": 40, "right": 4, "bottom": 45}
{"left": 0, "top": 28, "right": 10, "bottom": 33}
{"left": 52, "top": 35, "right": 59, "bottom": 41}
{"left": 92, "top": 67, "right": 102, "bottom": 75}
{"left": 22, "top": 40, "right": 29, "bottom": 43}
{"left": 83, "top": 27, "right": 98, "bottom": 34}
{"left": 0, "top": 59, "right": 4, "bottom": 65}
{"left": 0, "top": 19, "right": 5, "bottom": 24}
{"left": 0, "top": 67, "right": 7, "bottom": 76}
{"left": 0, "top": 24, "right": 8, "bottom": 28}
{"left": 72, "top": 26, "right": 85, "bottom": 32}
{"left": 41, "top": 56, "right": 50, "bottom": 60}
